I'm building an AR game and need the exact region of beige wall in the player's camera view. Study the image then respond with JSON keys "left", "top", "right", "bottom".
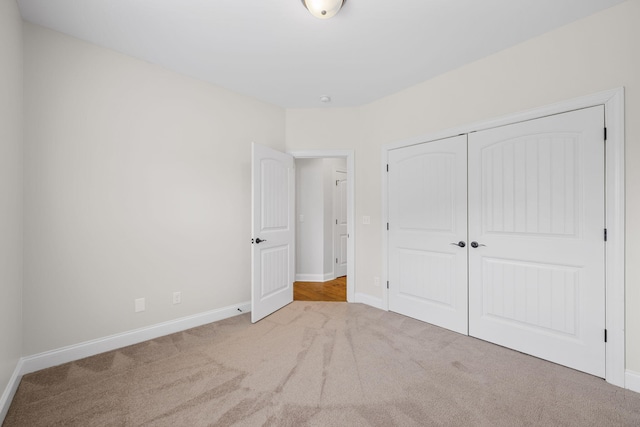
{"left": 23, "top": 24, "right": 286, "bottom": 355}
{"left": 286, "top": 0, "right": 640, "bottom": 371}
{"left": 13, "top": 0, "right": 640, "bottom": 379}
{"left": 295, "top": 158, "right": 326, "bottom": 278}
{"left": 0, "top": 0, "right": 23, "bottom": 397}
{"left": 286, "top": 107, "right": 365, "bottom": 285}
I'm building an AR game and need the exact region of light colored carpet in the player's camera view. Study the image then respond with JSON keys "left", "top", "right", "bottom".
{"left": 4, "top": 302, "right": 640, "bottom": 426}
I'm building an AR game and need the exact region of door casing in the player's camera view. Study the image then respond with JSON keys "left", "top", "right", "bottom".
{"left": 381, "top": 88, "right": 625, "bottom": 388}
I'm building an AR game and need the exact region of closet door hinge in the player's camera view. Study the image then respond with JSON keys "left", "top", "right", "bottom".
{"left": 604, "top": 228, "right": 608, "bottom": 242}
{"left": 387, "top": 281, "right": 389, "bottom": 289}
{"left": 387, "top": 222, "right": 389, "bottom": 231}
{"left": 604, "top": 127, "right": 608, "bottom": 141}
{"left": 605, "top": 329, "right": 608, "bottom": 343}
{"left": 386, "top": 164, "right": 389, "bottom": 172}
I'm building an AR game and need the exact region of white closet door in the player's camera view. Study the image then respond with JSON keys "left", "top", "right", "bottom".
{"left": 388, "top": 135, "right": 468, "bottom": 334}
{"left": 468, "top": 106, "right": 606, "bottom": 377}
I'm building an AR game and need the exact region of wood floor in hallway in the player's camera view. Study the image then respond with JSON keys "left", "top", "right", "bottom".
{"left": 294, "top": 276, "right": 346, "bottom": 302}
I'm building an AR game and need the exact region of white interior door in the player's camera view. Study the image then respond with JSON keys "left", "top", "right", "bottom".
{"left": 251, "top": 143, "right": 295, "bottom": 323}
{"left": 334, "top": 170, "right": 348, "bottom": 278}
{"left": 388, "top": 135, "right": 469, "bottom": 334}
{"left": 468, "top": 106, "right": 606, "bottom": 377}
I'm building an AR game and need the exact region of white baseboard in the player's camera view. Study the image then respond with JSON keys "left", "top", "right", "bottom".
{"left": 20, "top": 301, "right": 251, "bottom": 376}
{"left": 295, "top": 273, "right": 334, "bottom": 282}
{"left": 354, "top": 292, "right": 383, "bottom": 310}
{"left": 0, "top": 359, "right": 23, "bottom": 425}
{"left": 626, "top": 370, "right": 640, "bottom": 393}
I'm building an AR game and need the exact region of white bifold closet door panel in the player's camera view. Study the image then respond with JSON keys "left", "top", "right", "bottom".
{"left": 468, "top": 106, "right": 606, "bottom": 377}
{"left": 388, "top": 135, "right": 469, "bottom": 335}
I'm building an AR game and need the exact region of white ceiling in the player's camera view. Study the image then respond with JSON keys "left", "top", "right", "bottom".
{"left": 17, "top": 0, "right": 626, "bottom": 108}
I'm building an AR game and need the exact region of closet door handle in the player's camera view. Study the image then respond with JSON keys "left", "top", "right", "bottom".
{"left": 450, "top": 241, "right": 466, "bottom": 248}
{"left": 470, "top": 241, "right": 486, "bottom": 248}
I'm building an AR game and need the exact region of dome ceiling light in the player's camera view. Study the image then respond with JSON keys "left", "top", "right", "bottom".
{"left": 301, "top": 0, "right": 346, "bottom": 19}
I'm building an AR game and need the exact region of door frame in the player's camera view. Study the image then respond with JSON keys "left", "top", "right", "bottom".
{"left": 289, "top": 150, "right": 355, "bottom": 302}
{"left": 381, "top": 87, "right": 625, "bottom": 388}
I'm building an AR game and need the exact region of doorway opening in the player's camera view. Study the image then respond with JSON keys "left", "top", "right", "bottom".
{"left": 294, "top": 277, "right": 347, "bottom": 301}
{"left": 289, "top": 150, "right": 355, "bottom": 303}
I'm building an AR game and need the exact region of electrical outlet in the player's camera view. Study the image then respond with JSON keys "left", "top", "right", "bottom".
{"left": 173, "top": 292, "right": 181, "bottom": 305}
{"left": 299, "top": 214, "right": 305, "bottom": 222}
{"left": 135, "top": 298, "right": 145, "bottom": 313}
{"left": 374, "top": 277, "right": 380, "bottom": 287}
{"left": 363, "top": 216, "right": 371, "bottom": 225}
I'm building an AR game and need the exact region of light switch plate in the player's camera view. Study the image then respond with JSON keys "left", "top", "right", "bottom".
{"left": 135, "top": 298, "right": 145, "bottom": 312}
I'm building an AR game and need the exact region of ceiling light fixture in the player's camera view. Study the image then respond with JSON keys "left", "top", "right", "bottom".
{"left": 301, "top": 0, "right": 346, "bottom": 19}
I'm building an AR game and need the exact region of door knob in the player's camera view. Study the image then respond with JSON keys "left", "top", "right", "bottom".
{"left": 470, "top": 241, "right": 486, "bottom": 248}
{"left": 255, "top": 238, "right": 267, "bottom": 244}
{"left": 450, "top": 241, "right": 466, "bottom": 248}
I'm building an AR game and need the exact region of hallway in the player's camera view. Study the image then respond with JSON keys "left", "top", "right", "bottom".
{"left": 293, "top": 277, "right": 346, "bottom": 302}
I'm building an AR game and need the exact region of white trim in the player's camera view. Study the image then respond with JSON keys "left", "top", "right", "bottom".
{"left": 19, "top": 301, "right": 250, "bottom": 375}
{"left": 295, "top": 273, "right": 335, "bottom": 282}
{"left": 603, "top": 88, "right": 625, "bottom": 388}
{"left": 354, "top": 292, "right": 383, "bottom": 310}
{"left": 381, "top": 88, "right": 625, "bottom": 388}
{"left": 381, "top": 148, "right": 390, "bottom": 312}
{"left": 626, "top": 370, "right": 640, "bottom": 394}
{"left": 289, "top": 150, "right": 356, "bottom": 302}
{"left": 383, "top": 88, "right": 624, "bottom": 151}
{"left": 0, "top": 359, "right": 23, "bottom": 425}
